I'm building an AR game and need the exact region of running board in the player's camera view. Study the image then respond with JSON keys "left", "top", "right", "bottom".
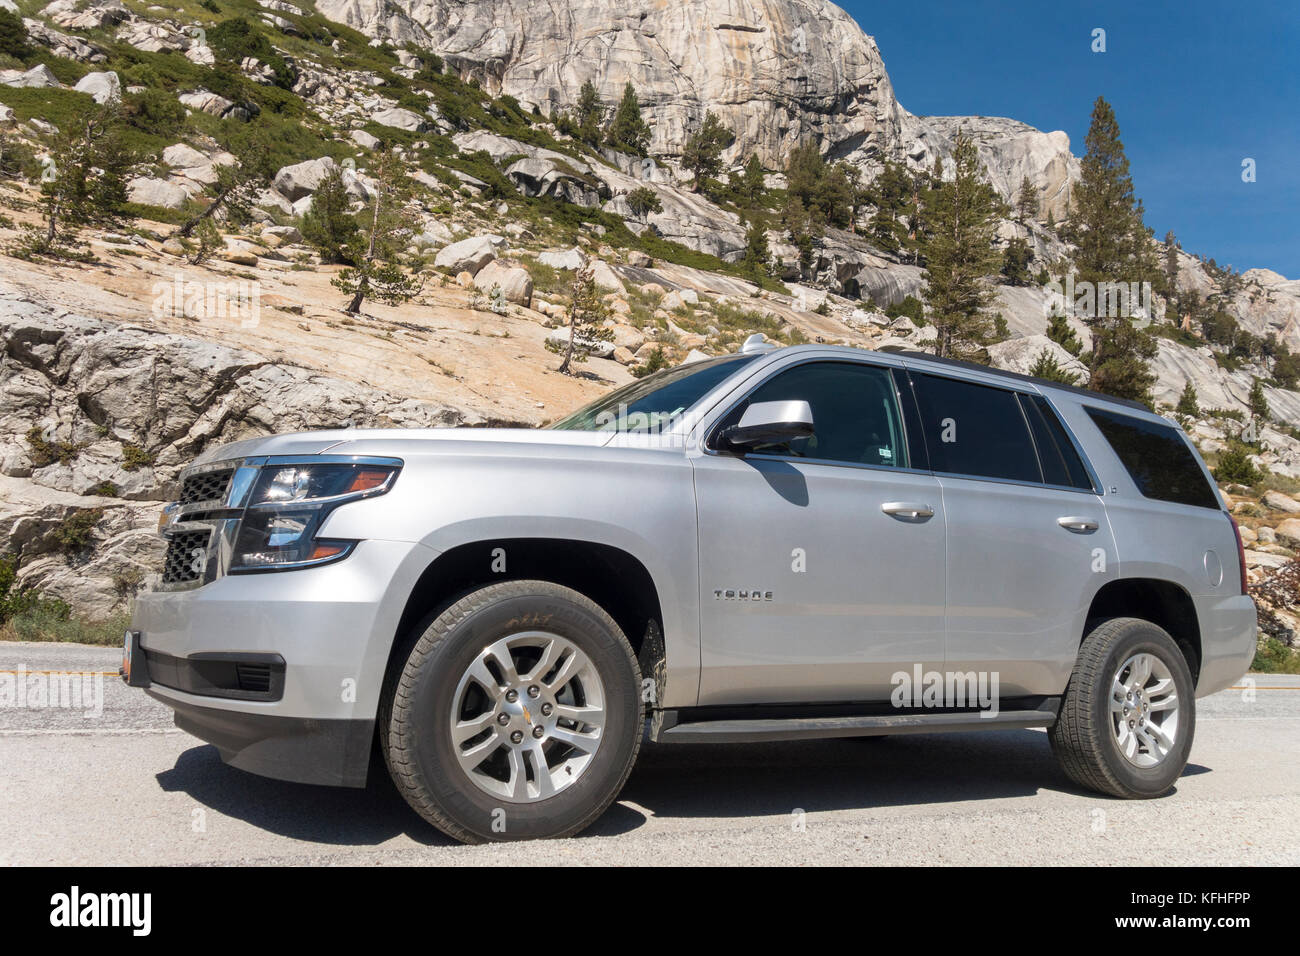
{"left": 654, "top": 703, "right": 1059, "bottom": 744}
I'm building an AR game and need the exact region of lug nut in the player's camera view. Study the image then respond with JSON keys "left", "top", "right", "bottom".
{"left": 527, "top": 685, "right": 540, "bottom": 698}
{"left": 505, "top": 690, "right": 518, "bottom": 703}
{"left": 497, "top": 713, "right": 509, "bottom": 726}
{"left": 510, "top": 730, "right": 524, "bottom": 744}
{"left": 540, "top": 703, "right": 553, "bottom": 717}
{"left": 532, "top": 725, "right": 545, "bottom": 739}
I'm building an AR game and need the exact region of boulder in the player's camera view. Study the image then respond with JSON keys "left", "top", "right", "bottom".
{"left": 1264, "top": 491, "right": 1300, "bottom": 515}
{"left": 350, "top": 129, "right": 381, "bottom": 149}
{"left": 588, "top": 260, "right": 626, "bottom": 295}
{"left": 72, "top": 70, "right": 120, "bottom": 104}
{"left": 1276, "top": 519, "right": 1300, "bottom": 551}
{"left": 178, "top": 90, "right": 235, "bottom": 117}
{"left": 272, "top": 156, "right": 338, "bottom": 201}
{"left": 434, "top": 235, "right": 504, "bottom": 276}
{"left": 986, "top": 335, "right": 1090, "bottom": 384}
{"left": 1, "top": 64, "right": 61, "bottom": 89}
{"left": 473, "top": 260, "right": 533, "bottom": 307}
{"left": 538, "top": 247, "right": 584, "bottom": 271}
{"left": 126, "top": 176, "right": 190, "bottom": 210}
{"left": 371, "top": 106, "right": 427, "bottom": 131}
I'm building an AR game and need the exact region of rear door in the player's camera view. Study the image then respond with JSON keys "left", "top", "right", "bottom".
{"left": 906, "top": 369, "right": 1119, "bottom": 698}
{"left": 691, "top": 358, "right": 947, "bottom": 706}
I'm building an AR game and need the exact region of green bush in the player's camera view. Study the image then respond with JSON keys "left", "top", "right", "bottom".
{"left": 1252, "top": 635, "right": 1300, "bottom": 674}
{"left": 52, "top": 508, "right": 104, "bottom": 556}
{"left": 1213, "top": 442, "right": 1263, "bottom": 485}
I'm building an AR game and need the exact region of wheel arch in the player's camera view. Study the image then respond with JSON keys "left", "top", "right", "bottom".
{"left": 385, "top": 537, "right": 666, "bottom": 699}
{"left": 1085, "top": 577, "right": 1202, "bottom": 683}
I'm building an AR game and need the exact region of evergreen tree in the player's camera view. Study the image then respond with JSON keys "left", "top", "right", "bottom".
{"left": 866, "top": 160, "right": 915, "bottom": 255}
{"left": 1029, "top": 348, "right": 1080, "bottom": 385}
{"left": 22, "top": 102, "right": 133, "bottom": 258}
{"left": 1248, "top": 376, "right": 1270, "bottom": 422}
{"left": 742, "top": 218, "right": 770, "bottom": 278}
{"left": 606, "top": 83, "right": 651, "bottom": 156}
{"left": 1162, "top": 230, "right": 1180, "bottom": 296}
{"left": 1046, "top": 310, "right": 1083, "bottom": 355}
{"left": 574, "top": 80, "right": 603, "bottom": 146}
{"left": 173, "top": 153, "right": 269, "bottom": 240}
{"left": 332, "top": 149, "right": 423, "bottom": 314}
{"left": 626, "top": 186, "right": 662, "bottom": 223}
{"left": 1001, "top": 236, "right": 1033, "bottom": 286}
{"left": 738, "top": 154, "right": 766, "bottom": 205}
{"left": 918, "top": 130, "right": 1004, "bottom": 359}
{"left": 781, "top": 195, "right": 815, "bottom": 277}
{"left": 1015, "top": 175, "right": 1038, "bottom": 224}
{"left": 0, "top": 9, "right": 32, "bottom": 60}
{"left": 549, "top": 267, "right": 613, "bottom": 374}
{"left": 1176, "top": 380, "right": 1200, "bottom": 418}
{"left": 301, "top": 166, "right": 359, "bottom": 265}
{"left": 681, "top": 112, "right": 732, "bottom": 192}
{"left": 1071, "top": 96, "right": 1160, "bottom": 401}
{"left": 784, "top": 143, "right": 853, "bottom": 229}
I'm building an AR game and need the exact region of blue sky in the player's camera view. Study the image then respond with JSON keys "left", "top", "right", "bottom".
{"left": 840, "top": 0, "right": 1300, "bottom": 276}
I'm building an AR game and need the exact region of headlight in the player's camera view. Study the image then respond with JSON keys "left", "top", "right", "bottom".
{"left": 229, "top": 461, "right": 400, "bottom": 573}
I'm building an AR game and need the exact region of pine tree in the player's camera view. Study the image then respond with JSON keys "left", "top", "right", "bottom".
{"left": 332, "top": 149, "right": 423, "bottom": 314}
{"left": 1071, "top": 96, "right": 1160, "bottom": 401}
{"left": 606, "top": 83, "right": 651, "bottom": 156}
{"left": 301, "top": 166, "right": 359, "bottom": 265}
{"left": 1029, "top": 348, "right": 1080, "bottom": 385}
{"left": 918, "top": 130, "right": 1005, "bottom": 359}
{"left": 739, "top": 154, "right": 766, "bottom": 205}
{"left": 574, "top": 80, "right": 603, "bottom": 146}
{"left": 1047, "top": 310, "right": 1083, "bottom": 355}
{"left": 626, "top": 186, "right": 662, "bottom": 223}
{"left": 681, "top": 112, "right": 732, "bottom": 192}
{"left": 1176, "top": 380, "right": 1200, "bottom": 418}
{"left": 173, "top": 157, "right": 269, "bottom": 240}
{"left": 1248, "top": 376, "right": 1270, "bottom": 422}
{"left": 1001, "top": 237, "right": 1033, "bottom": 286}
{"left": 549, "top": 267, "right": 613, "bottom": 374}
{"left": 1015, "top": 175, "right": 1038, "bottom": 224}
{"left": 742, "top": 218, "right": 770, "bottom": 278}
{"left": 23, "top": 102, "right": 133, "bottom": 258}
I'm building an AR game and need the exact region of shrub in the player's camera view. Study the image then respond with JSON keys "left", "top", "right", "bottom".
{"left": 52, "top": 508, "right": 104, "bottom": 556}
{"left": 1214, "top": 442, "right": 1263, "bottom": 485}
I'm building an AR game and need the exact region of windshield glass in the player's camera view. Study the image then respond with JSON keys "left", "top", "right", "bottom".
{"left": 548, "top": 354, "right": 759, "bottom": 432}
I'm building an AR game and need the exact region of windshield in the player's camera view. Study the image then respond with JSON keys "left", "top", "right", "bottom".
{"left": 548, "top": 354, "right": 759, "bottom": 432}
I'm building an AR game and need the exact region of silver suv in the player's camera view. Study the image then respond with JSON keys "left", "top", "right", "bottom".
{"left": 123, "top": 342, "right": 1257, "bottom": 843}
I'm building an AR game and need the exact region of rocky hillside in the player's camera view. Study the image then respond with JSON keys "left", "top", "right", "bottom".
{"left": 0, "top": 0, "right": 1297, "bottom": 663}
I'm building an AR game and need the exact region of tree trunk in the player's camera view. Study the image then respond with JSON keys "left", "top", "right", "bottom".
{"left": 557, "top": 317, "right": 577, "bottom": 374}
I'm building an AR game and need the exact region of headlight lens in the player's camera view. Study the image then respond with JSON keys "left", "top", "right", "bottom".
{"left": 229, "top": 462, "right": 399, "bottom": 572}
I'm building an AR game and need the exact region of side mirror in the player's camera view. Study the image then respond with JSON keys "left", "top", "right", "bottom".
{"left": 720, "top": 400, "right": 815, "bottom": 450}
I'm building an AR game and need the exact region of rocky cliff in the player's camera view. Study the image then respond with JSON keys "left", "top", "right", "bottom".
{"left": 316, "top": 0, "right": 1077, "bottom": 216}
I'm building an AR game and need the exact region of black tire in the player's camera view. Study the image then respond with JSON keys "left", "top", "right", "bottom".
{"left": 383, "top": 580, "right": 642, "bottom": 843}
{"left": 1050, "top": 617, "right": 1195, "bottom": 799}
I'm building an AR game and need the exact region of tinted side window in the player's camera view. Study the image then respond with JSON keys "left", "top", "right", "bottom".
{"left": 718, "top": 362, "right": 908, "bottom": 468}
{"left": 1021, "top": 395, "right": 1095, "bottom": 490}
{"left": 1085, "top": 407, "right": 1220, "bottom": 509}
{"left": 912, "top": 374, "right": 1041, "bottom": 483}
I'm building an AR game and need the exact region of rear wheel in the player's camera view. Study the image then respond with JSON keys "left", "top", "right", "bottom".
{"left": 383, "top": 580, "right": 642, "bottom": 843}
{"left": 1050, "top": 617, "right": 1194, "bottom": 798}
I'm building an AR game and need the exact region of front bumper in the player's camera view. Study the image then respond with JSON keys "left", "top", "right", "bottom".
{"left": 129, "top": 537, "right": 436, "bottom": 788}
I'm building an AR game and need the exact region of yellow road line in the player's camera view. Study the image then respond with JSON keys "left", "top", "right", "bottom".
{"left": 0, "top": 670, "right": 117, "bottom": 676}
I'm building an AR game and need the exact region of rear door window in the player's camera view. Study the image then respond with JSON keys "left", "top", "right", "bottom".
{"left": 1084, "top": 407, "right": 1220, "bottom": 509}
{"left": 1020, "top": 395, "right": 1095, "bottom": 491}
{"left": 911, "top": 373, "right": 1041, "bottom": 483}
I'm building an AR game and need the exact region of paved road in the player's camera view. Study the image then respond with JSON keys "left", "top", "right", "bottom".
{"left": 2, "top": 641, "right": 1297, "bottom": 866}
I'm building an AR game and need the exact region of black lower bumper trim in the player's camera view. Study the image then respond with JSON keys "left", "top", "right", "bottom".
{"left": 149, "top": 692, "right": 373, "bottom": 788}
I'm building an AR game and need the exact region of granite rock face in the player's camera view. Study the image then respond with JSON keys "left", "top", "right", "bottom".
{"left": 317, "top": 0, "right": 1077, "bottom": 213}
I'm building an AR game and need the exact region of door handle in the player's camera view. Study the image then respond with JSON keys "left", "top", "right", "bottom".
{"left": 882, "top": 502, "right": 935, "bottom": 520}
{"left": 1057, "top": 516, "right": 1099, "bottom": 533}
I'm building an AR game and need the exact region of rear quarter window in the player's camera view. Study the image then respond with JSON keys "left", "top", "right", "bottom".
{"left": 1085, "top": 407, "right": 1220, "bottom": 510}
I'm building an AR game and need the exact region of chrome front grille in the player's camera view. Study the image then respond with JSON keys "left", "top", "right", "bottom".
{"left": 178, "top": 468, "right": 234, "bottom": 506}
{"left": 161, "top": 529, "right": 213, "bottom": 585}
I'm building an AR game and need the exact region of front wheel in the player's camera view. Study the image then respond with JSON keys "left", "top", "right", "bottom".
{"left": 1050, "top": 617, "right": 1195, "bottom": 798}
{"left": 383, "top": 580, "right": 643, "bottom": 843}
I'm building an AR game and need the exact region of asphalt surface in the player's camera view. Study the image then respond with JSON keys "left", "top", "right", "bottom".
{"left": 2, "top": 641, "right": 1297, "bottom": 866}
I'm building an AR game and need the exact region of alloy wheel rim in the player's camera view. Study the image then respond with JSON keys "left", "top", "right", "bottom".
{"left": 450, "top": 631, "right": 605, "bottom": 802}
{"left": 1109, "top": 652, "right": 1180, "bottom": 769}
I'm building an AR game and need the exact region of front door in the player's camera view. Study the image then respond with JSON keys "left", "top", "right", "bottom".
{"left": 692, "top": 359, "right": 947, "bottom": 706}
